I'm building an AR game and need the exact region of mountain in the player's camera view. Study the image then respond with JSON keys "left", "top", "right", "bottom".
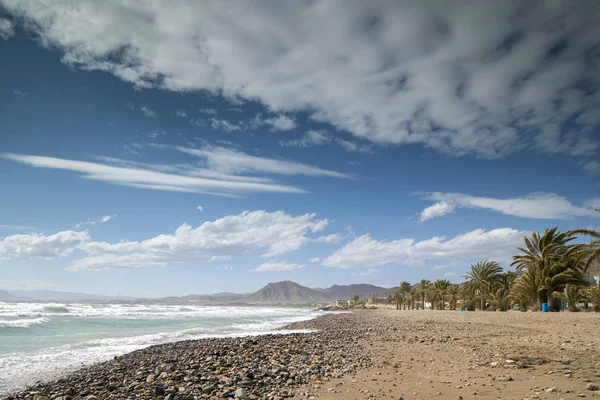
{"left": 246, "top": 281, "right": 331, "bottom": 304}
{"left": 318, "top": 284, "right": 390, "bottom": 300}
{"left": 7, "top": 290, "right": 137, "bottom": 302}
{"left": 162, "top": 292, "right": 247, "bottom": 302}
{"left": 0, "top": 289, "right": 16, "bottom": 301}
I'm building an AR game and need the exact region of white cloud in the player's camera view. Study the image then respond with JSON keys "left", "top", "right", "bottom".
{"left": 172, "top": 145, "right": 350, "bottom": 179}
{"left": 323, "top": 227, "right": 526, "bottom": 269}
{"left": 199, "top": 108, "right": 217, "bottom": 114}
{"left": 583, "top": 161, "right": 600, "bottom": 175}
{"left": 3, "top": 1, "right": 598, "bottom": 159}
{"left": 75, "top": 215, "right": 113, "bottom": 229}
{"left": 253, "top": 261, "right": 306, "bottom": 272}
{"left": 420, "top": 201, "right": 457, "bottom": 222}
{"left": 309, "top": 257, "right": 321, "bottom": 263}
{"left": 71, "top": 210, "right": 326, "bottom": 270}
{"left": 312, "top": 233, "right": 344, "bottom": 244}
{"left": 0, "top": 18, "right": 13, "bottom": 40}
{"left": 334, "top": 138, "right": 372, "bottom": 153}
{"left": 0, "top": 279, "right": 61, "bottom": 291}
{"left": 420, "top": 192, "right": 600, "bottom": 221}
{"left": 126, "top": 102, "right": 135, "bottom": 111}
{"left": 140, "top": 106, "right": 156, "bottom": 118}
{"left": 0, "top": 230, "right": 89, "bottom": 261}
{"left": 12, "top": 90, "right": 26, "bottom": 97}
{"left": 280, "top": 130, "right": 331, "bottom": 148}
{"left": 176, "top": 109, "right": 187, "bottom": 117}
{"left": 211, "top": 118, "right": 242, "bottom": 132}
{"left": 264, "top": 115, "right": 297, "bottom": 131}
{"left": 217, "top": 265, "right": 233, "bottom": 271}
{"left": 443, "top": 271, "right": 460, "bottom": 278}
{"left": 2, "top": 152, "right": 307, "bottom": 196}
{"left": 197, "top": 205, "right": 203, "bottom": 212}
{"left": 147, "top": 129, "right": 167, "bottom": 139}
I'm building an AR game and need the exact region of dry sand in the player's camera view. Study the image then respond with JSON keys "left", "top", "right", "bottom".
{"left": 294, "top": 307, "right": 600, "bottom": 400}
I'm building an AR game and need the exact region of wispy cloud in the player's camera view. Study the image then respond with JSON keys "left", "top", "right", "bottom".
{"left": 263, "top": 115, "right": 296, "bottom": 132}
{"left": 2, "top": 153, "right": 307, "bottom": 196}
{"left": 176, "top": 109, "right": 187, "bottom": 117}
{"left": 0, "top": 224, "right": 37, "bottom": 231}
{"left": 199, "top": 108, "right": 217, "bottom": 114}
{"left": 197, "top": 205, "right": 203, "bottom": 212}
{"left": 312, "top": 233, "right": 344, "bottom": 244}
{"left": 419, "top": 192, "right": 600, "bottom": 222}
{"left": 323, "top": 228, "right": 527, "bottom": 269}
{"left": 75, "top": 215, "right": 114, "bottom": 229}
{"left": 253, "top": 261, "right": 306, "bottom": 272}
{"left": 171, "top": 145, "right": 350, "bottom": 179}
{"left": 280, "top": 131, "right": 372, "bottom": 153}
{"left": 126, "top": 102, "right": 135, "bottom": 111}
{"left": 12, "top": 89, "right": 26, "bottom": 97}
{"left": 583, "top": 161, "right": 600, "bottom": 175}
{"left": 147, "top": 129, "right": 167, "bottom": 139}
{"left": 0, "top": 18, "right": 14, "bottom": 40}
{"left": 140, "top": 106, "right": 156, "bottom": 118}
{"left": 211, "top": 118, "right": 241, "bottom": 132}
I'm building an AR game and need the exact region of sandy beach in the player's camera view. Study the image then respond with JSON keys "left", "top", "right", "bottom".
{"left": 4, "top": 308, "right": 600, "bottom": 400}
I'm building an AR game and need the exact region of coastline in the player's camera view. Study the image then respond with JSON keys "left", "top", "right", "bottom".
{"left": 4, "top": 308, "right": 600, "bottom": 400}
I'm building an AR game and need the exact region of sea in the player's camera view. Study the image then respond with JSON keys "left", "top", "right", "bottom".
{"left": 0, "top": 302, "right": 323, "bottom": 395}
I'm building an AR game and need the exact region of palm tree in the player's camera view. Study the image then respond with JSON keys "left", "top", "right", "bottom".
{"left": 511, "top": 228, "right": 588, "bottom": 311}
{"left": 464, "top": 261, "right": 503, "bottom": 310}
{"left": 568, "top": 209, "right": 600, "bottom": 275}
{"left": 458, "top": 283, "right": 477, "bottom": 311}
{"left": 416, "top": 279, "right": 431, "bottom": 310}
{"left": 447, "top": 284, "right": 459, "bottom": 310}
{"left": 586, "top": 285, "right": 600, "bottom": 312}
{"left": 430, "top": 279, "right": 451, "bottom": 310}
{"left": 488, "top": 272, "right": 515, "bottom": 311}
{"left": 554, "top": 284, "right": 585, "bottom": 312}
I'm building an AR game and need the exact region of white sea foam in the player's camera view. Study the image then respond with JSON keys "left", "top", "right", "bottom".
{"left": 0, "top": 317, "right": 48, "bottom": 328}
{"left": 0, "top": 303, "right": 322, "bottom": 396}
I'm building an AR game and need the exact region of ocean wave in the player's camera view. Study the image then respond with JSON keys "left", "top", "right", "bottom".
{"left": 42, "top": 305, "right": 69, "bottom": 313}
{"left": 0, "top": 317, "right": 48, "bottom": 328}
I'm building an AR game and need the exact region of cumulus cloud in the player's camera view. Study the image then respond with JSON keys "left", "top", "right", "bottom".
{"left": 2, "top": 1, "right": 599, "bottom": 159}
{"left": 171, "top": 145, "right": 350, "bottom": 179}
{"left": 72, "top": 210, "right": 327, "bottom": 270}
{"left": 75, "top": 215, "right": 113, "bottom": 229}
{"left": 253, "top": 261, "right": 306, "bottom": 272}
{"left": 323, "top": 228, "right": 527, "bottom": 269}
{"left": 420, "top": 192, "right": 600, "bottom": 221}
{"left": 1, "top": 152, "right": 313, "bottom": 196}
{"left": 197, "top": 205, "right": 203, "bottom": 212}
{"left": 0, "top": 230, "right": 89, "bottom": 261}
{"left": 0, "top": 211, "right": 328, "bottom": 270}
{"left": 140, "top": 106, "right": 156, "bottom": 118}
{"left": 0, "top": 18, "right": 13, "bottom": 39}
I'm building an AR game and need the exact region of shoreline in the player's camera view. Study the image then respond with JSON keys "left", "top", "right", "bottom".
{"left": 4, "top": 309, "right": 600, "bottom": 400}
{"left": 3, "top": 312, "right": 370, "bottom": 400}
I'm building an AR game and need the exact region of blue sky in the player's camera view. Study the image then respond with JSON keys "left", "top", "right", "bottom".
{"left": 0, "top": 1, "right": 599, "bottom": 297}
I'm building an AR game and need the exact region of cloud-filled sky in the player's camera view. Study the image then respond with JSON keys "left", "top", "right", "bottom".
{"left": 0, "top": 0, "right": 599, "bottom": 297}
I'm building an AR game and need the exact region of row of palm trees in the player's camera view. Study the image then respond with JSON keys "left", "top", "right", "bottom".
{"left": 391, "top": 210, "right": 600, "bottom": 312}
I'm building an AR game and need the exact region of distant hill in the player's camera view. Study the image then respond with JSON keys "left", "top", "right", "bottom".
{"left": 246, "top": 281, "right": 331, "bottom": 304}
{"left": 318, "top": 283, "right": 390, "bottom": 300}
{"left": 7, "top": 290, "right": 137, "bottom": 302}
{"left": 162, "top": 292, "right": 247, "bottom": 302}
{"left": 0, "top": 289, "right": 16, "bottom": 301}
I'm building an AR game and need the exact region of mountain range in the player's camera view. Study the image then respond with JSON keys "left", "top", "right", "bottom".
{"left": 0, "top": 281, "right": 392, "bottom": 304}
